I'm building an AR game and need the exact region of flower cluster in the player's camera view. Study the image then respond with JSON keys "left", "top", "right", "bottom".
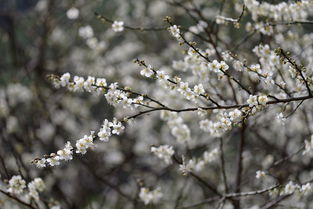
{"left": 189, "top": 21, "right": 208, "bottom": 34}
{"left": 27, "top": 178, "right": 46, "bottom": 200}
{"left": 245, "top": 22, "right": 274, "bottom": 35}
{"left": 7, "top": 176, "right": 46, "bottom": 201}
{"left": 160, "top": 111, "right": 191, "bottom": 143}
{"left": 171, "top": 50, "right": 230, "bottom": 80}
{"left": 66, "top": 7, "right": 79, "bottom": 20}
{"left": 76, "top": 133, "right": 95, "bottom": 154}
{"left": 172, "top": 50, "right": 229, "bottom": 80}
{"left": 139, "top": 60, "right": 210, "bottom": 103}
{"left": 112, "top": 21, "right": 124, "bottom": 32}
{"left": 163, "top": 79, "right": 206, "bottom": 103}
{"left": 268, "top": 181, "right": 312, "bottom": 197}
{"left": 140, "top": 64, "right": 154, "bottom": 78}
{"left": 247, "top": 95, "right": 268, "bottom": 107}
{"left": 78, "top": 25, "right": 106, "bottom": 52}
{"left": 252, "top": 44, "right": 280, "bottom": 84}
{"left": 179, "top": 147, "right": 219, "bottom": 175}
{"left": 150, "top": 145, "right": 175, "bottom": 165}
{"left": 33, "top": 118, "right": 125, "bottom": 167}
{"left": 7, "top": 175, "right": 26, "bottom": 194}
{"left": 200, "top": 109, "right": 242, "bottom": 137}
{"left": 53, "top": 73, "right": 146, "bottom": 109}
{"left": 244, "top": 0, "right": 313, "bottom": 22}
{"left": 176, "top": 81, "right": 204, "bottom": 102}
{"left": 280, "top": 181, "right": 312, "bottom": 196}
{"left": 139, "top": 187, "right": 163, "bottom": 205}
{"left": 208, "top": 60, "right": 229, "bottom": 78}
{"left": 43, "top": 141, "right": 74, "bottom": 167}
{"left": 98, "top": 119, "right": 112, "bottom": 142}
{"left": 168, "top": 25, "right": 180, "bottom": 39}
{"left": 78, "top": 25, "right": 94, "bottom": 39}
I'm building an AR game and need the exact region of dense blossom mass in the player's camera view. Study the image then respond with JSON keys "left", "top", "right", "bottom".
{"left": 1, "top": 0, "right": 313, "bottom": 209}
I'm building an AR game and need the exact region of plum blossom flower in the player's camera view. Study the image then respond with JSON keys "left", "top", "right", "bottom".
{"left": 139, "top": 187, "right": 163, "bottom": 205}
{"left": 140, "top": 65, "right": 154, "bottom": 78}
{"left": 168, "top": 25, "right": 180, "bottom": 39}
{"left": 28, "top": 178, "right": 45, "bottom": 200}
{"left": 303, "top": 135, "right": 313, "bottom": 155}
{"left": 193, "top": 84, "right": 205, "bottom": 95}
{"left": 112, "top": 21, "right": 124, "bottom": 32}
{"left": 151, "top": 145, "right": 175, "bottom": 165}
{"left": 7, "top": 175, "right": 26, "bottom": 194}
{"left": 256, "top": 170, "right": 266, "bottom": 179}
{"left": 66, "top": 7, "right": 79, "bottom": 19}
{"left": 98, "top": 119, "right": 112, "bottom": 142}
{"left": 76, "top": 133, "right": 95, "bottom": 154}
{"left": 78, "top": 25, "right": 94, "bottom": 39}
{"left": 109, "top": 118, "right": 125, "bottom": 135}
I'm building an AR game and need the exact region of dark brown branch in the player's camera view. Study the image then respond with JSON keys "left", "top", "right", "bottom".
{"left": 126, "top": 94, "right": 313, "bottom": 121}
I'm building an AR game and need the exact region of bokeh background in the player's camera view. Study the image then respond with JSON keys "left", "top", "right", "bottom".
{"left": 1, "top": 0, "right": 313, "bottom": 208}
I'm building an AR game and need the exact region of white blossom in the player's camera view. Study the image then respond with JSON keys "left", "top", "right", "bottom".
{"left": 28, "top": 178, "right": 45, "bottom": 200}
{"left": 140, "top": 65, "right": 154, "bottom": 78}
{"left": 35, "top": 159, "right": 47, "bottom": 168}
{"left": 193, "top": 84, "right": 205, "bottom": 95}
{"left": 303, "top": 135, "right": 313, "bottom": 155}
{"left": 109, "top": 118, "right": 125, "bottom": 135}
{"left": 139, "top": 187, "right": 163, "bottom": 205}
{"left": 258, "top": 95, "right": 268, "bottom": 106}
{"left": 283, "top": 181, "right": 298, "bottom": 195}
{"left": 171, "top": 124, "right": 190, "bottom": 142}
{"left": 76, "top": 133, "right": 95, "bottom": 154}
{"left": 7, "top": 175, "right": 26, "bottom": 194}
{"left": 179, "top": 157, "right": 194, "bottom": 175}
{"left": 229, "top": 109, "right": 242, "bottom": 122}
{"left": 156, "top": 71, "right": 169, "bottom": 80}
{"left": 78, "top": 25, "right": 94, "bottom": 39}
{"left": 300, "top": 183, "right": 312, "bottom": 195}
{"left": 73, "top": 76, "right": 85, "bottom": 91}
{"left": 66, "top": 7, "right": 79, "bottom": 19}
{"left": 56, "top": 141, "right": 73, "bottom": 161}
{"left": 60, "top": 73, "right": 71, "bottom": 87}
{"left": 168, "top": 25, "right": 180, "bottom": 39}
{"left": 112, "top": 21, "right": 124, "bottom": 32}
{"left": 208, "top": 60, "right": 221, "bottom": 72}
{"left": 151, "top": 145, "right": 175, "bottom": 165}
{"left": 255, "top": 170, "right": 266, "bottom": 179}
{"left": 203, "top": 147, "right": 219, "bottom": 163}
{"left": 98, "top": 119, "right": 112, "bottom": 142}
{"left": 247, "top": 95, "right": 258, "bottom": 107}
{"left": 84, "top": 76, "right": 96, "bottom": 92}
{"left": 47, "top": 155, "right": 61, "bottom": 166}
